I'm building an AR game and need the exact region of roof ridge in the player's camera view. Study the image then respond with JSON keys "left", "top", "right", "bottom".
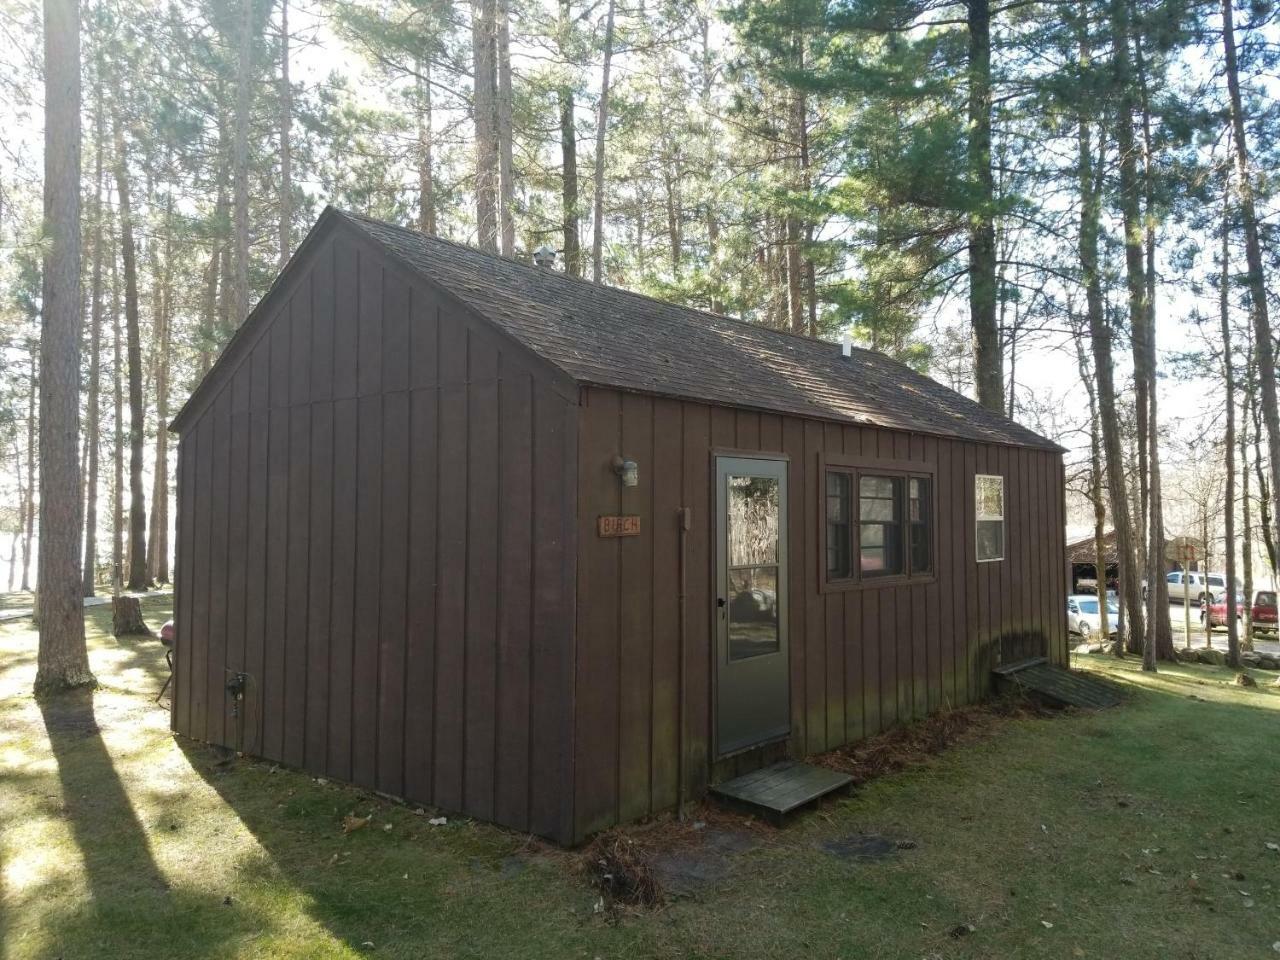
{"left": 334, "top": 207, "right": 891, "bottom": 360}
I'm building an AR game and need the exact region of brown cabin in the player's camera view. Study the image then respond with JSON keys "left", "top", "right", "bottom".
{"left": 169, "top": 208, "right": 1068, "bottom": 845}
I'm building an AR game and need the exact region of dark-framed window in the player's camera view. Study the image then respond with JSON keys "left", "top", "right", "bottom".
{"left": 824, "top": 460, "right": 934, "bottom": 588}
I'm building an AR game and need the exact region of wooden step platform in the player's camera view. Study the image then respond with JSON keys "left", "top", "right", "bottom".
{"left": 710, "top": 761, "right": 854, "bottom": 826}
{"left": 993, "top": 657, "right": 1122, "bottom": 709}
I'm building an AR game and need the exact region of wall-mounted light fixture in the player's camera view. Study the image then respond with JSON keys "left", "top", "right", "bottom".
{"left": 612, "top": 455, "right": 639, "bottom": 487}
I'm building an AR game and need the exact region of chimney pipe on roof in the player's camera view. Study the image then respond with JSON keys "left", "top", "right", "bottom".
{"left": 533, "top": 245, "right": 557, "bottom": 268}
{"left": 840, "top": 333, "right": 853, "bottom": 358}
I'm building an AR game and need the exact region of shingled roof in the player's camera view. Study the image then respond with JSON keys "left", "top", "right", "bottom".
{"left": 339, "top": 210, "right": 1060, "bottom": 451}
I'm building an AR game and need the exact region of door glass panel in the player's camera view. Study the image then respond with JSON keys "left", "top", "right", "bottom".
{"left": 728, "top": 566, "right": 779, "bottom": 660}
{"left": 728, "top": 476, "right": 779, "bottom": 566}
{"left": 727, "top": 474, "right": 781, "bottom": 661}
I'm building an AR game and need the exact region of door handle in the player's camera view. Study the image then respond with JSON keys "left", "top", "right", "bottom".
{"left": 717, "top": 597, "right": 726, "bottom": 608}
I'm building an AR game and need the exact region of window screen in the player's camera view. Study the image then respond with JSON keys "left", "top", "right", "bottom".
{"left": 859, "top": 475, "right": 903, "bottom": 577}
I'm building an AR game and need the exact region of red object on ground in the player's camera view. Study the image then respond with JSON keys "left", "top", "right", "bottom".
{"left": 160, "top": 619, "right": 175, "bottom": 646}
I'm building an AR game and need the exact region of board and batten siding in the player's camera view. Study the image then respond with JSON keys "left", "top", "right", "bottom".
{"left": 173, "top": 226, "right": 579, "bottom": 842}
{"left": 572, "top": 385, "right": 1067, "bottom": 841}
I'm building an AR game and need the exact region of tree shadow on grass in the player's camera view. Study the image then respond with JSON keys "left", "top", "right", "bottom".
{"left": 174, "top": 737, "right": 559, "bottom": 958}
{"left": 31, "top": 688, "right": 268, "bottom": 960}
{"left": 38, "top": 689, "right": 171, "bottom": 905}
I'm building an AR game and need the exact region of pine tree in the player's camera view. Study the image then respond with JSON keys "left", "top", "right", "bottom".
{"left": 34, "top": 0, "right": 94, "bottom": 695}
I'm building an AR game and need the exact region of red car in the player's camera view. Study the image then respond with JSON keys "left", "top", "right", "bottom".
{"left": 1252, "top": 591, "right": 1278, "bottom": 636}
{"left": 1201, "top": 594, "right": 1245, "bottom": 627}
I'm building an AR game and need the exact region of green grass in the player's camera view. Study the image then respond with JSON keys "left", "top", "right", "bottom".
{"left": 2, "top": 603, "right": 1279, "bottom": 959}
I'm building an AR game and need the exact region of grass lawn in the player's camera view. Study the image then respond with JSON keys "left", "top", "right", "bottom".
{"left": 2, "top": 601, "right": 1278, "bottom": 959}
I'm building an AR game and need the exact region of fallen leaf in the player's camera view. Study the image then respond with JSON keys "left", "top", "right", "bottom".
{"left": 429, "top": 816, "right": 447, "bottom": 826}
{"left": 1265, "top": 842, "right": 1279, "bottom": 852}
{"left": 1040, "top": 920, "right": 1054, "bottom": 929}
{"left": 382, "top": 823, "right": 393, "bottom": 832}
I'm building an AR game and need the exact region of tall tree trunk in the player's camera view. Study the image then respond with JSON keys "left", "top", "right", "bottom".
{"left": 698, "top": 13, "right": 723, "bottom": 311}
{"left": 10, "top": 440, "right": 22, "bottom": 592}
{"left": 496, "top": 0, "right": 514, "bottom": 256}
{"left": 147, "top": 190, "right": 173, "bottom": 584}
{"left": 21, "top": 352, "right": 35, "bottom": 592}
{"left": 35, "top": 0, "right": 93, "bottom": 694}
{"left": 1219, "top": 184, "right": 1241, "bottom": 668}
{"left": 112, "top": 112, "right": 148, "bottom": 591}
{"left": 967, "top": 0, "right": 1001, "bottom": 411}
{"left": 200, "top": 245, "right": 218, "bottom": 375}
{"left": 416, "top": 60, "right": 436, "bottom": 235}
{"left": 1222, "top": 0, "right": 1280, "bottom": 567}
{"left": 791, "top": 33, "right": 815, "bottom": 335}
{"left": 1109, "top": 0, "right": 1153, "bottom": 667}
{"left": 1250, "top": 366, "right": 1277, "bottom": 575}
{"left": 785, "top": 211, "right": 802, "bottom": 332}
{"left": 559, "top": 88, "right": 580, "bottom": 274}
{"left": 110, "top": 212, "right": 124, "bottom": 595}
{"left": 558, "top": 0, "right": 580, "bottom": 275}
{"left": 232, "top": 0, "right": 253, "bottom": 324}
{"left": 590, "top": 0, "right": 616, "bottom": 283}
{"left": 785, "top": 37, "right": 805, "bottom": 333}
{"left": 278, "top": 0, "right": 292, "bottom": 267}
{"left": 202, "top": 111, "right": 230, "bottom": 371}
{"left": 1077, "top": 13, "right": 1142, "bottom": 656}
{"left": 1240, "top": 338, "right": 1254, "bottom": 648}
{"left": 1135, "top": 31, "right": 1172, "bottom": 661}
{"left": 82, "top": 67, "right": 104, "bottom": 597}
{"left": 471, "top": 0, "right": 499, "bottom": 251}
{"left": 1073, "top": 320, "right": 1110, "bottom": 642}
{"left": 661, "top": 131, "right": 682, "bottom": 274}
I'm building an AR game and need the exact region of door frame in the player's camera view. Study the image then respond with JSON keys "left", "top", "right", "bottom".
{"left": 711, "top": 451, "right": 791, "bottom": 759}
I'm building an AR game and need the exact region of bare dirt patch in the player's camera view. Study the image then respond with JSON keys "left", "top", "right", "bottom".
{"left": 813, "top": 696, "right": 1050, "bottom": 786}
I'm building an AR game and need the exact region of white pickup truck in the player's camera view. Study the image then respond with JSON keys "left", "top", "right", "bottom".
{"left": 1142, "top": 571, "right": 1229, "bottom": 607}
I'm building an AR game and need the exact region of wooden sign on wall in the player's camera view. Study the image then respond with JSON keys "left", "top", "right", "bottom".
{"left": 598, "top": 515, "right": 641, "bottom": 538}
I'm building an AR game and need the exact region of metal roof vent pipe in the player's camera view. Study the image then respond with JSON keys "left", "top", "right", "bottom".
{"left": 840, "top": 333, "right": 853, "bottom": 359}
{"left": 533, "top": 245, "right": 557, "bottom": 268}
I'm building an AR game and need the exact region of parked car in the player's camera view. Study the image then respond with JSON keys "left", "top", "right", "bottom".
{"left": 1144, "top": 571, "right": 1229, "bottom": 606}
{"left": 1067, "top": 594, "right": 1119, "bottom": 640}
{"left": 1075, "top": 574, "right": 1118, "bottom": 596}
{"left": 1252, "top": 590, "right": 1278, "bottom": 637}
{"left": 1200, "top": 593, "right": 1245, "bottom": 628}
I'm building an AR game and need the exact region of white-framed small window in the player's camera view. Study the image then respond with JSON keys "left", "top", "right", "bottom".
{"left": 975, "top": 474, "right": 1004, "bottom": 562}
